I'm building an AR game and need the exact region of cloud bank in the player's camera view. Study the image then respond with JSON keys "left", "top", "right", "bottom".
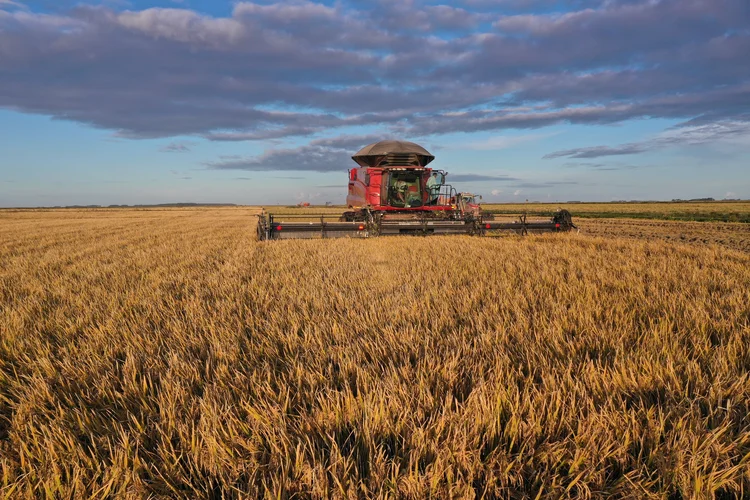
{"left": 0, "top": 0, "right": 747, "bottom": 145}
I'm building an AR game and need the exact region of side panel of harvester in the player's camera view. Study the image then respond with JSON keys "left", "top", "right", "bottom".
{"left": 346, "top": 168, "right": 364, "bottom": 207}
{"left": 347, "top": 168, "right": 384, "bottom": 208}
{"left": 369, "top": 170, "right": 383, "bottom": 207}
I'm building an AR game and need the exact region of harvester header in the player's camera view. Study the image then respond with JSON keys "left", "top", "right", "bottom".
{"left": 257, "top": 140, "right": 575, "bottom": 240}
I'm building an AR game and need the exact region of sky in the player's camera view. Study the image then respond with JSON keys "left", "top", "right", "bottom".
{"left": 0, "top": 0, "right": 748, "bottom": 206}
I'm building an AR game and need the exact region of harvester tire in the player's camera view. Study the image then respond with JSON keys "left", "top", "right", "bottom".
{"left": 340, "top": 211, "right": 361, "bottom": 222}
{"left": 552, "top": 209, "right": 575, "bottom": 230}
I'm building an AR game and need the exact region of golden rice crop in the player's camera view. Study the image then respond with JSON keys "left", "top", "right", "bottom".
{"left": 1, "top": 208, "right": 749, "bottom": 499}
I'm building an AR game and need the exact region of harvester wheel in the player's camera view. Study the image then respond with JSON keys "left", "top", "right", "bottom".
{"left": 340, "top": 211, "right": 361, "bottom": 222}
{"left": 553, "top": 209, "right": 575, "bottom": 230}
{"left": 256, "top": 212, "right": 270, "bottom": 241}
{"left": 256, "top": 220, "right": 265, "bottom": 241}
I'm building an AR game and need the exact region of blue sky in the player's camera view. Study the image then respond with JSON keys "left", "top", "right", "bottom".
{"left": 0, "top": 0, "right": 748, "bottom": 206}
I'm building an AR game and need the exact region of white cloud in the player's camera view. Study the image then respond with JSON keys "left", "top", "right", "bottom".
{"left": 491, "top": 189, "right": 503, "bottom": 196}
{"left": 0, "top": 0, "right": 27, "bottom": 9}
{"left": 656, "top": 121, "right": 750, "bottom": 146}
{"left": 724, "top": 191, "right": 737, "bottom": 199}
{"left": 461, "top": 132, "right": 556, "bottom": 151}
{"left": 513, "top": 189, "right": 522, "bottom": 196}
{"left": 295, "top": 191, "right": 322, "bottom": 200}
{"left": 116, "top": 8, "right": 245, "bottom": 45}
{"left": 547, "top": 120, "right": 750, "bottom": 159}
{"left": 159, "top": 141, "right": 194, "bottom": 153}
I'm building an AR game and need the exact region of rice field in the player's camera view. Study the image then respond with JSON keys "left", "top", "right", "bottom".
{"left": 1, "top": 207, "right": 749, "bottom": 498}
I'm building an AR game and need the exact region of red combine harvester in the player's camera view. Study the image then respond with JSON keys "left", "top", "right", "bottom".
{"left": 257, "top": 140, "right": 575, "bottom": 240}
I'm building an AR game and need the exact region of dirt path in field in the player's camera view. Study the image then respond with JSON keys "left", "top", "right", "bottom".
{"left": 577, "top": 217, "right": 750, "bottom": 253}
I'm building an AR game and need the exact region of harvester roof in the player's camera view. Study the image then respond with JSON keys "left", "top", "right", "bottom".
{"left": 352, "top": 140, "right": 435, "bottom": 168}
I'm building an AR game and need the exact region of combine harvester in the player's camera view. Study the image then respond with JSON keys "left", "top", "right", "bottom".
{"left": 257, "top": 140, "right": 575, "bottom": 240}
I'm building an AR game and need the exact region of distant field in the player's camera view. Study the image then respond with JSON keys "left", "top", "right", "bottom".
{"left": 1, "top": 208, "right": 749, "bottom": 498}
{"left": 482, "top": 201, "right": 750, "bottom": 223}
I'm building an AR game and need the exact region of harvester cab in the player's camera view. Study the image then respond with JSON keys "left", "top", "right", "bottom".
{"left": 345, "top": 141, "right": 458, "bottom": 214}
{"left": 257, "top": 140, "right": 576, "bottom": 240}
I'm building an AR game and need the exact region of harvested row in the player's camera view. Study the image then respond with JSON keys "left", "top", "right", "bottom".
{"left": 577, "top": 218, "right": 750, "bottom": 254}
{"left": 482, "top": 202, "right": 750, "bottom": 223}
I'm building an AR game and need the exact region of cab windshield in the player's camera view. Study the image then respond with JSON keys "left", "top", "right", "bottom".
{"left": 462, "top": 194, "right": 478, "bottom": 205}
{"left": 388, "top": 171, "right": 423, "bottom": 208}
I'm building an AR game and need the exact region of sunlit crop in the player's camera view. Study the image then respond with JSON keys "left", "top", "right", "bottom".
{"left": 1, "top": 207, "right": 748, "bottom": 498}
